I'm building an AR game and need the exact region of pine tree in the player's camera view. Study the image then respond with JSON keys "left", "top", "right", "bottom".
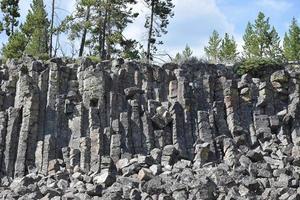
{"left": 92, "top": 0, "right": 139, "bottom": 59}
{"left": 254, "top": 12, "right": 270, "bottom": 57}
{"left": 22, "top": 0, "right": 50, "bottom": 58}
{"left": 204, "top": 30, "right": 222, "bottom": 63}
{"left": 283, "top": 18, "right": 300, "bottom": 61}
{"left": 2, "top": 31, "right": 27, "bottom": 59}
{"left": 0, "top": 0, "right": 20, "bottom": 36}
{"left": 144, "top": 0, "right": 175, "bottom": 62}
{"left": 220, "top": 33, "right": 238, "bottom": 63}
{"left": 182, "top": 45, "right": 193, "bottom": 60}
{"left": 243, "top": 22, "right": 259, "bottom": 58}
{"left": 173, "top": 44, "right": 193, "bottom": 63}
{"left": 266, "top": 26, "right": 283, "bottom": 60}
{"left": 243, "top": 12, "right": 282, "bottom": 60}
{"left": 65, "top": 0, "right": 138, "bottom": 59}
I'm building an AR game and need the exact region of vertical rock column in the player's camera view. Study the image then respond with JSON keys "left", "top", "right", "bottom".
{"left": 0, "top": 112, "right": 7, "bottom": 175}
{"left": 223, "top": 80, "right": 245, "bottom": 144}
{"left": 80, "top": 137, "right": 91, "bottom": 173}
{"left": 197, "top": 111, "right": 216, "bottom": 160}
{"left": 89, "top": 107, "right": 101, "bottom": 173}
{"left": 35, "top": 68, "right": 49, "bottom": 172}
{"left": 171, "top": 102, "right": 188, "bottom": 158}
{"left": 141, "top": 112, "right": 154, "bottom": 154}
{"left": 130, "top": 100, "right": 143, "bottom": 154}
{"left": 4, "top": 108, "right": 22, "bottom": 177}
{"left": 120, "top": 112, "right": 133, "bottom": 155}
{"left": 14, "top": 73, "right": 40, "bottom": 177}
{"left": 110, "top": 120, "right": 121, "bottom": 163}
{"left": 42, "top": 60, "right": 60, "bottom": 174}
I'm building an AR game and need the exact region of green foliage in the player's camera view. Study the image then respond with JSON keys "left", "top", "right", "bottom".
{"left": 204, "top": 30, "right": 221, "bottom": 63}
{"left": 145, "top": 0, "right": 175, "bottom": 61}
{"left": 121, "top": 39, "right": 141, "bottom": 60}
{"left": 2, "top": 31, "right": 27, "bottom": 59}
{"left": 243, "top": 12, "right": 282, "bottom": 60}
{"left": 87, "top": 55, "right": 101, "bottom": 63}
{"left": 219, "top": 33, "right": 238, "bottom": 63}
{"left": 173, "top": 44, "right": 194, "bottom": 64}
{"left": 65, "top": 0, "right": 139, "bottom": 59}
{"left": 283, "top": 18, "right": 300, "bottom": 61}
{"left": 235, "top": 57, "right": 282, "bottom": 77}
{"left": 0, "top": 0, "right": 20, "bottom": 36}
{"left": 243, "top": 22, "right": 258, "bottom": 58}
{"left": 182, "top": 45, "right": 193, "bottom": 59}
{"left": 0, "top": 21, "right": 3, "bottom": 32}
{"left": 22, "top": 0, "right": 49, "bottom": 58}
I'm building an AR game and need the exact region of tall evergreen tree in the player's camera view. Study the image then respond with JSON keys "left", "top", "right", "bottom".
{"left": 220, "top": 33, "right": 238, "bottom": 63}
{"left": 283, "top": 18, "right": 300, "bottom": 61}
{"left": 65, "top": 0, "right": 138, "bottom": 59}
{"left": 254, "top": 12, "right": 270, "bottom": 57}
{"left": 144, "top": 0, "right": 175, "bottom": 62}
{"left": 182, "top": 44, "right": 193, "bottom": 60}
{"left": 243, "top": 22, "right": 259, "bottom": 58}
{"left": 204, "top": 30, "right": 222, "bottom": 63}
{"left": 243, "top": 12, "right": 282, "bottom": 60}
{"left": 173, "top": 44, "right": 193, "bottom": 63}
{"left": 2, "top": 31, "right": 27, "bottom": 59}
{"left": 0, "top": 0, "right": 20, "bottom": 36}
{"left": 22, "top": 0, "right": 50, "bottom": 58}
{"left": 89, "top": 0, "right": 139, "bottom": 59}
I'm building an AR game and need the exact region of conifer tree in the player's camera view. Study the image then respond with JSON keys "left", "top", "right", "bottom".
{"left": 283, "top": 18, "right": 300, "bottom": 61}
{"left": 22, "top": 0, "right": 50, "bottom": 58}
{"left": 204, "top": 30, "right": 222, "bottom": 63}
{"left": 243, "top": 12, "right": 282, "bottom": 60}
{"left": 220, "top": 33, "right": 238, "bottom": 63}
{"left": 243, "top": 22, "right": 259, "bottom": 58}
{"left": 173, "top": 44, "right": 193, "bottom": 63}
{"left": 0, "top": 0, "right": 20, "bottom": 36}
{"left": 182, "top": 45, "right": 193, "bottom": 60}
{"left": 2, "top": 31, "right": 27, "bottom": 59}
{"left": 144, "top": 0, "right": 175, "bottom": 62}
{"left": 65, "top": 0, "right": 139, "bottom": 59}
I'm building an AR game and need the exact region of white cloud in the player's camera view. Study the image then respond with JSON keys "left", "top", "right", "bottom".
{"left": 256, "top": 0, "right": 292, "bottom": 12}
{"left": 125, "top": 0, "right": 237, "bottom": 58}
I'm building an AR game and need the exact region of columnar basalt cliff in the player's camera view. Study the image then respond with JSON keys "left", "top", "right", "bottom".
{"left": 0, "top": 57, "right": 300, "bottom": 199}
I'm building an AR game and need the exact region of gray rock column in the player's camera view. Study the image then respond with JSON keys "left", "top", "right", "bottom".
{"left": 80, "top": 137, "right": 91, "bottom": 173}
{"left": 3, "top": 107, "right": 22, "bottom": 177}
{"left": 0, "top": 111, "right": 7, "bottom": 174}
{"left": 130, "top": 100, "right": 143, "bottom": 154}
{"left": 171, "top": 102, "right": 188, "bottom": 158}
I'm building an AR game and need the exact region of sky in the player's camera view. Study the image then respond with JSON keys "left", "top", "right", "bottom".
{"left": 0, "top": 0, "right": 300, "bottom": 60}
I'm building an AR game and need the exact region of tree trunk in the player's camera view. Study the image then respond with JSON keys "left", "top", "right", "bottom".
{"left": 101, "top": 7, "right": 108, "bottom": 59}
{"left": 146, "top": 0, "right": 155, "bottom": 63}
{"left": 107, "top": 9, "right": 112, "bottom": 60}
{"left": 11, "top": 16, "right": 14, "bottom": 35}
{"left": 49, "top": 0, "right": 55, "bottom": 57}
{"left": 97, "top": 1, "right": 103, "bottom": 59}
{"left": 79, "top": 5, "right": 91, "bottom": 57}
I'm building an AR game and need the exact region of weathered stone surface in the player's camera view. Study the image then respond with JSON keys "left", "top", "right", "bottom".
{"left": 0, "top": 58, "right": 299, "bottom": 199}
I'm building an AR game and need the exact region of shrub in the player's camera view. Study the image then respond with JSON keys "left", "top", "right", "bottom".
{"left": 234, "top": 57, "right": 283, "bottom": 77}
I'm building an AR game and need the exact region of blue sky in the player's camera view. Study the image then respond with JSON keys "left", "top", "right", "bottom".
{"left": 1, "top": 0, "right": 300, "bottom": 59}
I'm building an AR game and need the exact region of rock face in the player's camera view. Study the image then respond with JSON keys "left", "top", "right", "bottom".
{"left": 0, "top": 57, "right": 300, "bottom": 199}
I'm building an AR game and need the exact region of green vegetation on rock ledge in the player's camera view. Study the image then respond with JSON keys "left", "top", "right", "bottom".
{"left": 235, "top": 58, "right": 282, "bottom": 77}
